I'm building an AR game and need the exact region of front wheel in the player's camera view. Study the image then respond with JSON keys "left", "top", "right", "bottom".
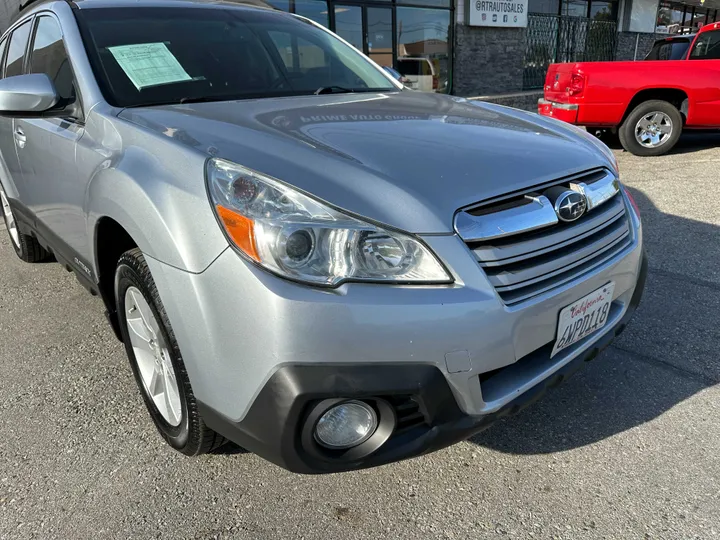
{"left": 619, "top": 100, "right": 682, "bottom": 157}
{"left": 115, "top": 248, "right": 226, "bottom": 455}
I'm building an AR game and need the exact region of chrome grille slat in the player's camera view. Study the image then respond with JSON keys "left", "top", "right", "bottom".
{"left": 474, "top": 196, "right": 626, "bottom": 266}
{"left": 496, "top": 236, "right": 632, "bottom": 305}
{"left": 460, "top": 169, "right": 632, "bottom": 305}
{"left": 491, "top": 229, "right": 630, "bottom": 291}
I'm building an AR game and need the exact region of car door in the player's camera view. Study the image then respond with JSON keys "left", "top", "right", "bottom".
{"left": 686, "top": 28, "right": 720, "bottom": 126}
{"left": 0, "top": 20, "right": 33, "bottom": 204}
{"left": 15, "top": 13, "right": 90, "bottom": 268}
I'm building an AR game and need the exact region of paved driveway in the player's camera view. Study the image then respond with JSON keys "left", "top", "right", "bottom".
{"left": 1, "top": 135, "right": 719, "bottom": 539}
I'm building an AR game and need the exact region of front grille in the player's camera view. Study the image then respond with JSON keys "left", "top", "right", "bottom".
{"left": 461, "top": 169, "right": 632, "bottom": 305}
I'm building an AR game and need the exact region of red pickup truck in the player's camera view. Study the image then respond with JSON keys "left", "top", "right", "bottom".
{"left": 539, "top": 22, "right": 720, "bottom": 156}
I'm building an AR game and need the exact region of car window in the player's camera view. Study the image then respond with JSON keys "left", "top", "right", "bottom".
{"left": 29, "top": 16, "right": 76, "bottom": 101}
{"left": 75, "top": 7, "right": 396, "bottom": 108}
{"left": 0, "top": 38, "right": 7, "bottom": 78}
{"left": 267, "top": 31, "right": 328, "bottom": 73}
{"left": 689, "top": 30, "right": 720, "bottom": 59}
{"left": 646, "top": 40, "right": 690, "bottom": 60}
{"left": 5, "top": 20, "right": 33, "bottom": 78}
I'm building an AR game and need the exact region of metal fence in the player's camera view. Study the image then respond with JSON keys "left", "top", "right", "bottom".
{"left": 523, "top": 14, "right": 618, "bottom": 90}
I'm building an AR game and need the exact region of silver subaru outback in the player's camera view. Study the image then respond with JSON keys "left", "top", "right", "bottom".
{"left": 0, "top": 0, "right": 645, "bottom": 473}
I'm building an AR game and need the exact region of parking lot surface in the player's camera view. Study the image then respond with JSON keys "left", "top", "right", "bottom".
{"left": 1, "top": 134, "right": 719, "bottom": 540}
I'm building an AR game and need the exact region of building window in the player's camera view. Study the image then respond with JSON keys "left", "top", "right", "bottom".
{"left": 528, "top": 0, "right": 560, "bottom": 14}
{"left": 396, "top": 7, "right": 450, "bottom": 93}
{"left": 267, "top": 0, "right": 330, "bottom": 27}
{"left": 589, "top": 0, "right": 616, "bottom": 20}
{"left": 334, "top": 5, "right": 363, "bottom": 50}
{"left": 529, "top": 0, "right": 618, "bottom": 19}
{"left": 656, "top": 1, "right": 707, "bottom": 34}
{"left": 295, "top": 0, "right": 330, "bottom": 27}
{"left": 267, "top": 0, "right": 452, "bottom": 93}
{"left": 561, "top": 0, "right": 588, "bottom": 17}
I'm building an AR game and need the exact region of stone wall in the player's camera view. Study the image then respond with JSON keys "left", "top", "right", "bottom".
{"left": 615, "top": 32, "right": 662, "bottom": 61}
{"left": 453, "top": 25, "right": 527, "bottom": 96}
{"left": 470, "top": 91, "right": 542, "bottom": 111}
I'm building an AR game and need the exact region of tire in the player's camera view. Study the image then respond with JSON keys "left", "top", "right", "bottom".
{"left": 115, "top": 248, "right": 226, "bottom": 456}
{"left": 0, "top": 182, "right": 49, "bottom": 263}
{"left": 619, "top": 100, "right": 682, "bottom": 157}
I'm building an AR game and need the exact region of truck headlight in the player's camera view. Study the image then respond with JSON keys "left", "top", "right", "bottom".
{"left": 207, "top": 158, "right": 452, "bottom": 287}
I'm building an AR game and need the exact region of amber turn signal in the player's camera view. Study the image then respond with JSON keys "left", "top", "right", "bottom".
{"left": 216, "top": 205, "right": 260, "bottom": 261}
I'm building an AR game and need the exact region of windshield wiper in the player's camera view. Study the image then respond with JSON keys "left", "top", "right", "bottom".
{"left": 314, "top": 86, "right": 356, "bottom": 95}
{"left": 179, "top": 95, "right": 242, "bottom": 104}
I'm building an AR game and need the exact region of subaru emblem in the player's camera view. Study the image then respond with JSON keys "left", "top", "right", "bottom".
{"left": 554, "top": 191, "right": 587, "bottom": 222}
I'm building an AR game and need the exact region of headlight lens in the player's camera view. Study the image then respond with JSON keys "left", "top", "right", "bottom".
{"left": 207, "top": 158, "right": 452, "bottom": 286}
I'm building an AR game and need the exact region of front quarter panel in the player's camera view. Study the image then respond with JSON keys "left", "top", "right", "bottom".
{"left": 80, "top": 109, "right": 229, "bottom": 273}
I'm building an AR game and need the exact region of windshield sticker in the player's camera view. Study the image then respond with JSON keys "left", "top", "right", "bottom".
{"left": 108, "top": 42, "right": 192, "bottom": 90}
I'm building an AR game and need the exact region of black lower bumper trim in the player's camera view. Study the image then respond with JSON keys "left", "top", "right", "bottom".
{"left": 200, "top": 253, "right": 648, "bottom": 474}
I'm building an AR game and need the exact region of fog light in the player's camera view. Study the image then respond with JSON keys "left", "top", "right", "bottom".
{"left": 314, "top": 400, "right": 378, "bottom": 449}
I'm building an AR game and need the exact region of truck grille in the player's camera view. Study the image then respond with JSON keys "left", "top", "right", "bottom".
{"left": 457, "top": 169, "right": 632, "bottom": 305}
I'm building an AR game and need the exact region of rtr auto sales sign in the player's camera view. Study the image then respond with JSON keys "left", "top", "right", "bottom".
{"left": 468, "top": 0, "right": 528, "bottom": 27}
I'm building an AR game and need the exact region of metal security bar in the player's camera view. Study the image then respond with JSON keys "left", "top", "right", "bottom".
{"left": 523, "top": 14, "right": 618, "bottom": 90}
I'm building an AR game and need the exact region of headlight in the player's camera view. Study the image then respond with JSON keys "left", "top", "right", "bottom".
{"left": 206, "top": 158, "right": 452, "bottom": 286}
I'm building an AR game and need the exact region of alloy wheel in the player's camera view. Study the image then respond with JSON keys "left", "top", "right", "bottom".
{"left": 124, "top": 286, "right": 182, "bottom": 427}
{"left": 635, "top": 112, "right": 673, "bottom": 148}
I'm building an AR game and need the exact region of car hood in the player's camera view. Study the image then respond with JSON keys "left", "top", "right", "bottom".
{"left": 118, "top": 91, "right": 615, "bottom": 233}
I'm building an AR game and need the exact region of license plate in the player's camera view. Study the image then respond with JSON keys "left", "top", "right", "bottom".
{"left": 551, "top": 282, "right": 615, "bottom": 358}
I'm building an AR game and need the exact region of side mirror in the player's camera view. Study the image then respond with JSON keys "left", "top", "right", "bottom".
{"left": 0, "top": 74, "right": 60, "bottom": 116}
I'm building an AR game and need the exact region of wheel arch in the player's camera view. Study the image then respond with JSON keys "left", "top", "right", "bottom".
{"left": 622, "top": 88, "right": 689, "bottom": 125}
{"left": 93, "top": 216, "right": 139, "bottom": 341}
{"left": 87, "top": 163, "right": 227, "bottom": 341}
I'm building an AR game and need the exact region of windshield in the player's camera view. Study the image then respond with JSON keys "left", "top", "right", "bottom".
{"left": 645, "top": 39, "right": 690, "bottom": 60}
{"left": 75, "top": 7, "right": 397, "bottom": 108}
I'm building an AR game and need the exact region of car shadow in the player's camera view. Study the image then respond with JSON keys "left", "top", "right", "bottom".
{"left": 212, "top": 442, "right": 248, "bottom": 455}
{"left": 470, "top": 186, "right": 719, "bottom": 455}
{"left": 666, "top": 131, "right": 720, "bottom": 155}
{"left": 599, "top": 130, "right": 720, "bottom": 154}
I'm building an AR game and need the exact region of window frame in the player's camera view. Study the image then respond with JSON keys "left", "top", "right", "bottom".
{"left": 4, "top": 16, "right": 37, "bottom": 79}
{"left": 26, "top": 12, "right": 85, "bottom": 123}
{"left": 0, "top": 37, "right": 9, "bottom": 79}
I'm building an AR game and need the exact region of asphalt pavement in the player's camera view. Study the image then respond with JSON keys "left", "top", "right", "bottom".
{"left": 1, "top": 134, "right": 720, "bottom": 540}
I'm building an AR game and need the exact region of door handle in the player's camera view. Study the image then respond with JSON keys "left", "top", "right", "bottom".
{"left": 14, "top": 127, "right": 26, "bottom": 148}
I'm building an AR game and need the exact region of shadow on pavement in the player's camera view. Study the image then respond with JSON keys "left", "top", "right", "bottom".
{"left": 212, "top": 442, "right": 248, "bottom": 455}
{"left": 470, "top": 186, "right": 719, "bottom": 454}
{"left": 599, "top": 130, "right": 720, "bottom": 154}
{"left": 667, "top": 131, "right": 720, "bottom": 155}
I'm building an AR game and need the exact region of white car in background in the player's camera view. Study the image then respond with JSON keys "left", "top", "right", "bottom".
{"left": 397, "top": 57, "right": 437, "bottom": 92}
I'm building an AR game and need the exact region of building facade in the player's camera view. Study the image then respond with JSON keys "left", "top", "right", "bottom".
{"left": 0, "top": 0, "right": 716, "bottom": 99}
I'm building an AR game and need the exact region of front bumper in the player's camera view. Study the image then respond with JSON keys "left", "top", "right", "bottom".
{"left": 538, "top": 98, "right": 579, "bottom": 124}
{"left": 144, "top": 190, "right": 644, "bottom": 473}
{"left": 199, "top": 252, "right": 646, "bottom": 473}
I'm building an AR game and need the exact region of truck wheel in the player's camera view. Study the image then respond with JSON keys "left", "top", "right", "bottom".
{"left": 0, "top": 182, "right": 49, "bottom": 263}
{"left": 619, "top": 100, "right": 682, "bottom": 156}
{"left": 115, "top": 248, "right": 226, "bottom": 456}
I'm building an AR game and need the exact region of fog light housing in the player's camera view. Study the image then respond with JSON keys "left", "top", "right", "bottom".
{"left": 314, "top": 400, "right": 378, "bottom": 449}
